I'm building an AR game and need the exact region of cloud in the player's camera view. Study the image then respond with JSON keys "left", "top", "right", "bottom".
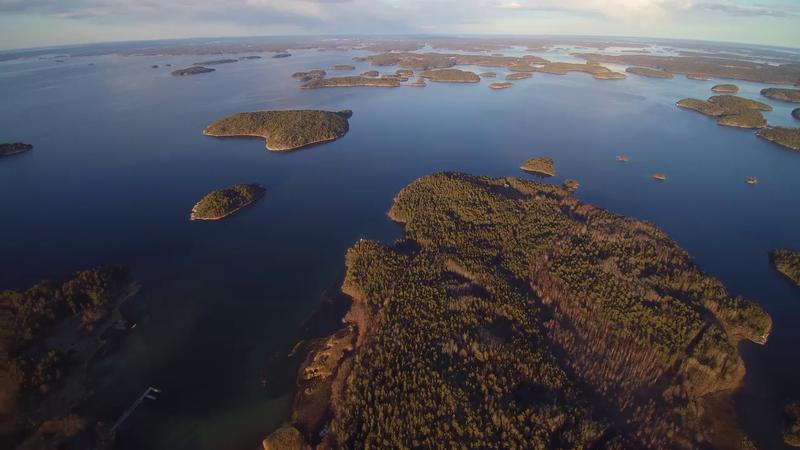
{"left": 690, "top": 1, "right": 797, "bottom": 17}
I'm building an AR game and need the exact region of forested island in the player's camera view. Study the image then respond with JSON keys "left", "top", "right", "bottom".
{"left": 687, "top": 73, "right": 713, "bottom": 80}
{"left": 192, "top": 59, "right": 238, "bottom": 65}
{"left": 0, "top": 266, "right": 135, "bottom": 450}
{"left": 203, "top": 109, "right": 352, "bottom": 151}
{"left": 520, "top": 156, "right": 555, "bottom": 176}
{"left": 0, "top": 142, "right": 33, "bottom": 157}
{"left": 479, "top": 71, "right": 496, "bottom": 78}
{"left": 419, "top": 69, "right": 480, "bottom": 83}
{"left": 291, "top": 70, "right": 326, "bottom": 82}
{"left": 786, "top": 403, "right": 800, "bottom": 447}
{"left": 365, "top": 52, "right": 548, "bottom": 71}
{"left": 760, "top": 88, "right": 800, "bottom": 103}
{"left": 677, "top": 95, "right": 772, "bottom": 129}
{"left": 332, "top": 64, "right": 355, "bottom": 70}
{"left": 771, "top": 249, "right": 800, "bottom": 286}
{"left": 506, "top": 73, "right": 532, "bottom": 81}
{"left": 171, "top": 66, "right": 215, "bottom": 76}
{"left": 268, "top": 172, "right": 770, "bottom": 449}
{"left": 301, "top": 76, "right": 400, "bottom": 88}
{"left": 190, "top": 183, "right": 266, "bottom": 221}
{"left": 535, "top": 62, "right": 626, "bottom": 79}
{"left": 712, "top": 84, "right": 739, "bottom": 93}
{"left": 756, "top": 127, "right": 800, "bottom": 150}
{"left": 626, "top": 67, "right": 673, "bottom": 78}
{"left": 489, "top": 82, "right": 513, "bottom": 90}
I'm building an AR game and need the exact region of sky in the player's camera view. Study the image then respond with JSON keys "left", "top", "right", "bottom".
{"left": 0, "top": 0, "right": 798, "bottom": 50}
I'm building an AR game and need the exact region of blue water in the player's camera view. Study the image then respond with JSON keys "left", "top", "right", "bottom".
{"left": 1, "top": 44, "right": 799, "bottom": 449}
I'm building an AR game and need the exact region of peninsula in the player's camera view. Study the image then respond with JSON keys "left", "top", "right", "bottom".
{"left": 761, "top": 88, "right": 800, "bottom": 103}
{"left": 626, "top": 66, "right": 673, "bottom": 78}
{"left": 171, "top": 66, "right": 215, "bottom": 76}
{"left": 756, "top": 127, "right": 800, "bottom": 151}
{"left": 270, "top": 172, "right": 770, "bottom": 449}
{"left": 419, "top": 69, "right": 480, "bottom": 83}
{"left": 520, "top": 156, "right": 555, "bottom": 176}
{"left": 771, "top": 249, "right": 800, "bottom": 287}
{"left": 203, "top": 109, "right": 352, "bottom": 151}
{"left": 190, "top": 183, "right": 266, "bottom": 221}
{"left": 301, "top": 76, "right": 400, "bottom": 88}
{"left": 677, "top": 95, "right": 772, "bottom": 129}
{"left": 0, "top": 142, "right": 33, "bottom": 157}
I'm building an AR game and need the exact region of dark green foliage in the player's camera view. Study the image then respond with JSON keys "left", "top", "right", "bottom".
{"left": 757, "top": 127, "right": 800, "bottom": 151}
{"left": 204, "top": 109, "right": 351, "bottom": 151}
{"left": 323, "top": 173, "right": 769, "bottom": 449}
{"left": 772, "top": 249, "right": 800, "bottom": 286}
{"left": 0, "top": 266, "right": 130, "bottom": 393}
{"left": 760, "top": 88, "right": 800, "bottom": 103}
{"left": 190, "top": 183, "right": 265, "bottom": 220}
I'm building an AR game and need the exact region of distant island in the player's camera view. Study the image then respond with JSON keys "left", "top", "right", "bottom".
{"left": 193, "top": 58, "right": 238, "bottom": 65}
{"left": 745, "top": 176, "right": 758, "bottom": 185}
{"left": 190, "top": 183, "right": 266, "bottom": 221}
{"left": 653, "top": 172, "right": 667, "bottom": 180}
{"left": 360, "top": 70, "right": 379, "bottom": 77}
{"left": 489, "top": 82, "right": 513, "bottom": 90}
{"left": 761, "top": 88, "right": 800, "bottom": 103}
{"left": 712, "top": 84, "right": 739, "bottom": 93}
{"left": 535, "top": 62, "right": 626, "bottom": 80}
{"left": 419, "top": 69, "right": 480, "bottom": 83}
{"left": 625, "top": 66, "right": 673, "bottom": 78}
{"left": 677, "top": 95, "right": 772, "bottom": 129}
{"left": 756, "top": 127, "right": 800, "bottom": 151}
{"left": 171, "top": 66, "right": 215, "bottom": 76}
{"left": 786, "top": 402, "right": 800, "bottom": 447}
{"left": 203, "top": 109, "right": 352, "bottom": 151}
{"left": 771, "top": 249, "right": 800, "bottom": 287}
{"left": 520, "top": 156, "right": 555, "bottom": 176}
{"left": 505, "top": 72, "right": 532, "bottom": 81}
{"left": 0, "top": 142, "right": 33, "bottom": 157}
{"left": 273, "top": 52, "right": 291, "bottom": 58}
{"left": 479, "top": 71, "right": 496, "bottom": 78}
{"left": 365, "top": 51, "right": 548, "bottom": 71}
{"left": 687, "top": 73, "right": 712, "bottom": 80}
{"left": 292, "top": 70, "right": 326, "bottom": 82}
{"left": 332, "top": 64, "right": 355, "bottom": 70}
{"left": 269, "top": 172, "right": 770, "bottom": 449}
{"left": 301, "top": 76, "right": 400, "bottom": 88}
{"left": 563, "top": 178, "right": 579, "bottom": 190}
{"left": 0, "top": 266, "right": 136, "bottom": 450}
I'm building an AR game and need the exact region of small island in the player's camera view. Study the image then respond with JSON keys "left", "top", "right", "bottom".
{"left": 203, "top": 109, "right": 352, "bottom": 151}
{"left": 687, "top": 73, "right": 712, "bottom": 80}
{"left": 1, "top": 142, "right": 33, "bottom": 157}
{"left": 520, "top": 156, "right": 555, "bottom": 176}
{"left": 677, "top": 95, "right": 772, "bottom": 129}
{"left": 292, "top": 70, "right": 326, "bottom": 82}
{"left": 756, "top": 127, "right": 800, "bottom": 151}
{"left": 193, "top": 58, "right": 238, "bottom": 65}
{"left": 506, "top": 72, "right": 532, "bottom": 81}
{"left": 301, "top": 76, "right": 400, "bottom": 88}
{"left": 190, "top": 183, "right": 266, "bottom": 221}
{"left": 361, "top": 70, "right": 379, "bottom": 77}
{"left": 772, "top": 249, "right": 800, "bottom": 287}
{"left": 563, "top": 179, "right": 579, "bottom": 190}
{"left": 760, "top": 88, "right": 800, "bottom": 103}
{"left": 745, "top": 176, "right": 758, "bottom": 185}
{"left": 419, "top": 69, "right": 480, "bottom": 83}
{"left": 712, "top": 84, "right": 739, "bottom": 93}
{"left": 273, "top": 52, "right": 291, "bottom": 58}
{"left": 479, "top": 71, "right": 496, "bottom": 78}
{"left": 332, "top": 64, "right": 356, "bottom": 70}
{"left": 489, "top": 82, "right": 513, "bottom": 90}
{"left": 793, "top": 108, "right": 800, "bottom": 120}
{"left": 626, "top": 67, "right": 673, "bottom": 78}
{"left": 786, "top": 402, "right": 800, "bottom": 447}
{"left": 617, "top": 154, "right": 629, "bottom": 162}
{"left": 653, "top": 172, "right": 667, "bottom": 180}
{"left": 171, "top": 66, "right": 215, "bottom": 76}
{"left": 240, "top": 55, "right": 262, "bottom": 60}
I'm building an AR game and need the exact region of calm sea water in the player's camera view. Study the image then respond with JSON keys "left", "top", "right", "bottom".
{"left": 1, "top": 43, "right": 799, "bottom": 450}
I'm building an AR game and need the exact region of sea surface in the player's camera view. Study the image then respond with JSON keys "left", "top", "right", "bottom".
{"left": 1, "top": 41, "right": 799, "bottom": 449}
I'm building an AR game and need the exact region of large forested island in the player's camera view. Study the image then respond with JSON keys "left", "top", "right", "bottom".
{"left": 772, "top": 249, "right": 800, "bottom": 287}
{"left": 0, "top": 142, "right": 33, "bottom": 157}
{"left": 534, "top": 62, "right": 626, "bottom": 79}
{"left": 203, "top": 109, "right": 352, "bottom": 151}
{"left": 268, "top": 172, "right": 770, "bottom": 449}
{"left": 301, "top": 76, "right": 399, "bottom": 88}
{"left": 625, "top": 66, "right": 673, "bottom": 78}
{"left": 0, "top": 266, "right": 135, "bottom": 449}
{"left": 760, "top": 88, "right": 800, "bottom": 103}
{"left": 419, "top": 69, "right": 480, "bottom": 83}
{"left": 677, "top": 95, "right": 772, "bottom": 129}
{"left": 756, "top": 127, "right": 800, "bottom": 151}
{"left": 190, "top": 183, "right": 265, "bottom": 221}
